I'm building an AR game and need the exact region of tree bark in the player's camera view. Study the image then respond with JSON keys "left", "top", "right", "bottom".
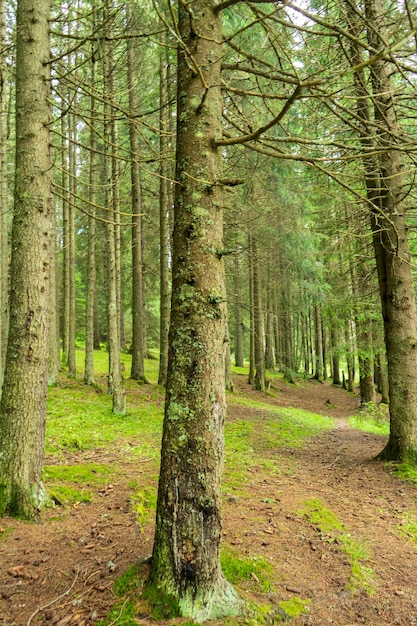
{"left": 147, "top": 1, "right": 241, "bottom": 619}
{"left": 127, "top": 13, "right": 147, "bottom": 384}
{"left": 158, "top": 27, "right": 171, "bottom": 387}
{"left": 0, "top": 0, "right": 8, "bottom": 387}
{"left": 233, "top": 249, "right": 244, "bottom": 368}
{"left": 0, "top": 0, "right": 52, "bottom": 519}
{"left": 102, "top": 0, "right": 125, "bottom": 414}
{"left": 84, "top": 45, "right": 97, "bottom": 385}
{"left": 347, "top": 0, "right": 417, "bottom": 460}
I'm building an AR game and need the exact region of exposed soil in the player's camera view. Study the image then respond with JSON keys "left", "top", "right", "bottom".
{"left": 2, "top": 376, "right": 417, "bottom": 626}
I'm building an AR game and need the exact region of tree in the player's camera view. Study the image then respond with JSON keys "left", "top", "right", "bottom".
{"left": 146, "top": 0, "right": 241, "bottom": 619}
{"left": 0, "top": 0, "right": 52, "bottom": 519}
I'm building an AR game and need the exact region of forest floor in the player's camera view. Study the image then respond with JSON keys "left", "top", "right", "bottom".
{"left": 1, "top": 370, "right": 417, "bottom": 626}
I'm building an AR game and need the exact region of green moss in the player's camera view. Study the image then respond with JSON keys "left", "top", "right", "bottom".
{"left": 279, "top": 597, "right": 311, "bottom": 618}
{"left": 113, "top": 564, "right": 142, "bottom": 597}
{"left": 43, "top": 463, "right": 115, "bottom": 506}
{"left": 129, "top": 483, "right": 157, "bottom": 526}
{"left": 221, "top": 548, "right": 273, "bottom": 592}
{"left": 96, "top": 600, "right": 137, "bottom": 626}
{"left": 299, "top": 498, "right": 345, "bottom": 534}
{"left": 142, "top": 583, "right": 180, "bottom": 619}
{"left": 387, "top": 462, "right": 417, "bottom": 485}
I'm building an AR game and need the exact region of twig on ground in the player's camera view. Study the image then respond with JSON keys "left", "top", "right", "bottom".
{"left": 26, "top": 566, "right": 80, "bottom": 626}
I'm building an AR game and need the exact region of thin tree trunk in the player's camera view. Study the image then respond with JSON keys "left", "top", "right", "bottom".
{"left": 314, "top": 304, "right": 323, "bottom": 382}
{"left": 265, "top": 270, "right": 275, "bottom": 370}
{"left": 252, "top": 237, "right": 265, "bottom": 391}
{"left": 102, "top": 1, "right": 125, "bottom": 414}
{"left": 233, "top": 249, "right": 244, "bottom": 368}
{"left": 248, "top": 233, "right": 255, "bottom": 385}
{"left": 127, "top": 14, "right": 147, "bottom": 384}
{"left": 67, "top": 108, "right": 77, "bottom": 377}
{"left": 84, "top": 47, "right": 97, "bottom": 385}
{"left": 158, "top": 29, "right": 170, "bottom": 386}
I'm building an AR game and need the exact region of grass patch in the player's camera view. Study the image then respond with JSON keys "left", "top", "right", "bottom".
{"left": 221, "top": 547, "right": 274, "bottom": 593}
{"left": 388, "top": 463, "right": 417, "bottom": 485}
{"left": 348, "top": 403, "right": 389, "bottom": 436}
{"left": 43, "top": 463, "right": 115, "bottom": 505}
{"left": 299, "top": 498, "right": 375, "bottom": 595}
{"left": 46, "top": 369, "right": 163, "bottom": 457}
{"left": 397, "top": 513, "right": 417, "bottom": 547}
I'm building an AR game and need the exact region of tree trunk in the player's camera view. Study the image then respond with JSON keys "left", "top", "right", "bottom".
{"left": 147, "top": 1, "right": 241, "bottom": 619}
{"left": 313, "top": 304, "right": 323, "bottom": 382}
{"left": 0, "top": 0, "right": 52, "bottom": 519}
{"left": 158, "top": 29, "right": 171, "bottom": 387}
{"left": 84, "top": 47, "right": 97, "bottom": 385}
{"left": 0, "top": 0, "right": 8, "bottom": 387}
{"left": 233, "top": 249, "right": 244, "bottom": 367}
{"left": 330, "top": 325, "right": 341, "bottom": 385}
{"left": 347, "top": 0, "right": 417, "bottom": 460}
{"left": 102, "top": 1, "right": 125, "bottom": 414}
{"left": 265, "top": 272, "right": 275, "bottom": 370}
{"left": 67, "top": 108, "right": 77, "bottom": 377}
{"left": 127, "top": 16, "right": 147, "bottom": 384}
{"left": 248, "top": 234, "right": 255, "bottom": 385}
{"left": 252, "top": 237, "right": 265, "bottom": 391}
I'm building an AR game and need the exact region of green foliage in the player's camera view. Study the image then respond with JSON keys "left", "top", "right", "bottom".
{"left": 221, "top": 548, "right": 273, "bottom": 592}
{"left": 299, "top": 498, "right": 375, "bottom": 595}
{"left": 348, "top": 403, "right": 389, "bottom": 436}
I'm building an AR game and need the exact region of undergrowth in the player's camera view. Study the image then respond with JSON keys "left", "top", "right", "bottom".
{"left": 348, "top": 402, "right": 389, "bottom": 436}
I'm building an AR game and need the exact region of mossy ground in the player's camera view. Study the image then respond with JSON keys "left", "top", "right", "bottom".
{"left": 3, "top": 356, "right": 417, "bottom": 625}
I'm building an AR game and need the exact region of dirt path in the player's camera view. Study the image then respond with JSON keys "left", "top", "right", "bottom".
{"left": 1, "top": 378, "right": 417, "bottom": 625}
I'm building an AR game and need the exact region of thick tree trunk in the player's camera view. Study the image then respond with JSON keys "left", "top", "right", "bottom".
{"left": 0, "top": 0, "right": 8, "bottom": 386}
{"left": 346, "top": 0, "right": 417, "bottom": 460}
{"left": 147, "top": 1, "right": 241, "bottom": 619}
{"left": 0, "top": 0, "right": 52, "bottom": 519}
